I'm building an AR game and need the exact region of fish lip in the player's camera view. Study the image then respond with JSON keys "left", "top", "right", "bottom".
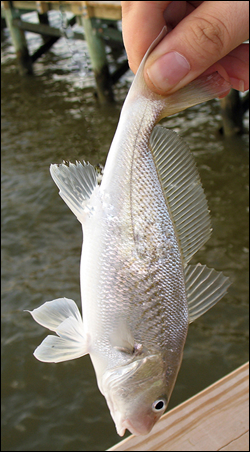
{"left": 119, "top": 418, "right": 155, "bottom": 436}
{"left": 107, "top": 405, "right": 149, "bottom": 437}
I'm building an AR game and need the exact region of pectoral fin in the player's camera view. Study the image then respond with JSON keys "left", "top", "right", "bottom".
{"left": 110, "top": 320, "right": 144, "bottom": 355}
{"left": 110, "top": 320, "right": 135, "bottom": 355}
{"left": 27, "top": 298, "right": 88, "bottom": 363}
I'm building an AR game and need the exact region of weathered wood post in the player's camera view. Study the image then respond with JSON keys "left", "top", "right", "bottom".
{"left": 37, "top": 1, "right": 50, "bottom": 44}
{"left": 3, "top": 1, "right": 33, "bottom": 75}
{"left": 80, "top": 4, "right": 114, "bottom": 104}
{"left": 38, "top": 12, "right": 50, "bottom": 43}
{"left": 220, "top": 89, "right": 248, "bottom": 136}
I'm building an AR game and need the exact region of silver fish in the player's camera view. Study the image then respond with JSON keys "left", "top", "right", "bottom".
{"left": 28, "top": 28, "right": 231, "bottom": 436}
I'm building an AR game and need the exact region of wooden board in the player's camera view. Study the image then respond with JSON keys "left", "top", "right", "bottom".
{"left": 8, "top": 1, "right": 122, "bottom": 19}
{"left": 85, "top": 1, "right": 122, "bottom": 20}
{"left": 108, "top": 362, "right": 249, "bottom": 451}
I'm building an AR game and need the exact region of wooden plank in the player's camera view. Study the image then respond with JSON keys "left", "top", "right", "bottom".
{"left": 10, "top": 1, "right": 122, "bottom": 19}
{"left": 108, "top": 362, "right": 249, "bottom": 452}
{"left": 9, "top": 1, "right": 40, "bottom": 11}
{"left": 85, "top": 1, "right": 121, "bottom": 20}
{"left": 11, "top": 18, "right": 84, "bottom": 40}
{"left": 2, "top": 1, "right": 11, "bottom": 8}
{"left": 220, "top": 432, "right": 249, "bottom": 451}
{"left": 36, "top": 1, "right": 49, "bottom": 14}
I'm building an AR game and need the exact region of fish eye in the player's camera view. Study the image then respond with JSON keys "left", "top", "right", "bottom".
{"left": 152, "top": 399, "right": 166, "bottom": 412}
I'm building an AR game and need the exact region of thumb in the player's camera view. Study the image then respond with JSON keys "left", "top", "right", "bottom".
{"left": 145, "top": 1, "right": 249, "bottom": 95}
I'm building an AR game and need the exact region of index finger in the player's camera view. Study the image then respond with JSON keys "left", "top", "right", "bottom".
{"left": 121, "top": 1, "right": 171, "bottom": 74}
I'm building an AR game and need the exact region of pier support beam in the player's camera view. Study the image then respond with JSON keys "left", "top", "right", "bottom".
{"left": 220, "top": 90, "right": 249, "bottom": 136}
{"left": 3, "top": 2, "right": 33, "bottom": 75}
{"left": 38, "top": 12, "right": 50, "bottom": 44}
{"left": 80, "top": 15, "right": 114, "bottom": 104}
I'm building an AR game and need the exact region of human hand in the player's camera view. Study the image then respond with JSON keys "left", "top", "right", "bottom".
{"left": 121, "top": 1, "right": 249, "bottom": 96}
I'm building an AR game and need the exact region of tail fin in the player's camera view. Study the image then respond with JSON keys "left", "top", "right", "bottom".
{"left": 125, "top": 26, "right": 231, "bottom": 119}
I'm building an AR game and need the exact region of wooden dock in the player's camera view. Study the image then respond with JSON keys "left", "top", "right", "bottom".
{"left": 2, "top": 1, "right": 124, "bottom": 102}
{"left": 108, "top": 362, "right": 249, "bottom": 451}
{"left": 2, "top": 1, "right": 248, "bottom": 131}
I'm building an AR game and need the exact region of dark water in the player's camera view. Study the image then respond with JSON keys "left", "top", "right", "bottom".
{"left": 1, "top": 11, "right": 249, "bottom": 452}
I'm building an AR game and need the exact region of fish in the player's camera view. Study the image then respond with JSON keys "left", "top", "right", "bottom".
{"left": 28, "top": 27, "right": 231, "bottom": 437}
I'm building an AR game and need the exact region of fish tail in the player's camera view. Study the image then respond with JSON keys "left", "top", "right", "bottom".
{"left": 128, "top": 26, "right": 231, "bottom": 119}
{"left": 26, "top": 297, "right": 89, "bottom": 363}
{"left": 158, "top": 72, "right": 231, "bottom": 119}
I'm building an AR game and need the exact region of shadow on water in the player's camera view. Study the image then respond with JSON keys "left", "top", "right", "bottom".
{"left": 1, "top": 12, "right": 249, "bottom": 452}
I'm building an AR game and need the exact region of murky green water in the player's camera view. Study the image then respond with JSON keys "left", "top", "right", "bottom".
{"left": 1, "top": 12, "right": 249, "bottom": 452}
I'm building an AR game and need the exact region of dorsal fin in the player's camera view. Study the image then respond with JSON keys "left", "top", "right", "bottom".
{"left": 150, "top": 125, "right": 211, "bottom": 264}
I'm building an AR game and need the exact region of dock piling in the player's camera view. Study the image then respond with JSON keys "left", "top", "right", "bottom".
{"left": 80, "top": 13, "right": 114, "bottom": 103}
{"left": 38, "top": 12, "right": 50, "bottom": 43}
{"left": 220, "top": 89, "right": 249, "bottom": 136}
{"left": 3, "top": 1, "right": 33, "bottom": 75}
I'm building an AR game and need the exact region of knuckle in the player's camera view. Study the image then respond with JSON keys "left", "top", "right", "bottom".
{"left": 189, "top": 16, "right": 229, "bottom": 59}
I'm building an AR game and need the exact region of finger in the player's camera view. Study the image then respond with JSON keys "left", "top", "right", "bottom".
{"left": 121, "top": 1, "right": 171, "bottom": 74}
{"left": 195, "top": 43, "right": 249, "bottom": 94}
{"left": 219, "top": 44, "right": 249, "bottom": 91}
{"left": 145, "top": 1, "right": 249, "bottom": 94}
{"left": 163, "top": 1, "right": 195, "bottom": 28}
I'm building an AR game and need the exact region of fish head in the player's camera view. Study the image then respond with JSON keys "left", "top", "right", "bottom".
{"left": 101, "top": 353, "right": 171, "bottom": 436}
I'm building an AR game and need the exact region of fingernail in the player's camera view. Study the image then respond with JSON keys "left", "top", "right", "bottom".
{"left": 147, "top": 51, "right": 190, "bottom": 92}
{"left": 229, "top": 77, "right": 245, "bottom": 92}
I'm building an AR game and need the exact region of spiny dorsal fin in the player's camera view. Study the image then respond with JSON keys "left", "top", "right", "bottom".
{"left": 185, "top": 264, "right": 231, "bottom": 323}
{"left": 150, "top": 125, "right": 211, "bottom": 264}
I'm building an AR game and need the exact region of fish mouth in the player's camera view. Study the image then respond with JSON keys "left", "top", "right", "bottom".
{"left": 117, "top": 420, "right": 141, "bottom": 437}
{"left": 116, "top": 417, "right": 156, "bottom": 437}
{"left": 104, "top": 376, "right": 156, "bottom": 437}
{"left": 101, "top": 354, "right": 165, "bottom": 436}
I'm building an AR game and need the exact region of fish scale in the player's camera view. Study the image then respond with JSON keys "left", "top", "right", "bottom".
{"left": 28, "top": 27, "right": 231, "bottom": 437}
